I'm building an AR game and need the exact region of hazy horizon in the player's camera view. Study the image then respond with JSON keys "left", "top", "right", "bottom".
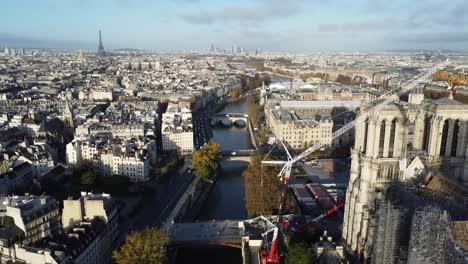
{"left": 2, "top": 0, "right": 468, "bottom": 52}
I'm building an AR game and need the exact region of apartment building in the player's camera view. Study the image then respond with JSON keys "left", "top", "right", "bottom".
{"left": 265, "top": 99, "right": 361, "bottom": 149}
{"left": 0, "top": 195, "right": 61, "bottom": 245}
{"left": 161, "top": 102, "right": 194, "bottom": 155}
{"left": 268, "top": 109, "right": 333, "bottom": 150}
{"left": 0, "top": 162, "right": 33, "bottom": 195}
{"left": 0, "top": 193, "right": 118, "bottom": 264}
{"left": 66, "top": 137, "right": 156, "bottom": 182}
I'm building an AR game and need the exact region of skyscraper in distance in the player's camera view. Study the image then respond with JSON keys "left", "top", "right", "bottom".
{"left": 97, "top": 30, "right": 105, "bottom": 56}
{"left": 4, "top": 43, "right": 9, "bottom": 55}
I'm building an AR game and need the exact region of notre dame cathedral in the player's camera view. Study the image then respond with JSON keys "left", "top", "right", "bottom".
{"left": 342, "top": 89, "right": 468, "bottom": 261}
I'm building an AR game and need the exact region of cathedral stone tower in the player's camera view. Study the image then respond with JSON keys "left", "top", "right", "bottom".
{"left": 342, "top": 96, "right": 468, "bottom": 259}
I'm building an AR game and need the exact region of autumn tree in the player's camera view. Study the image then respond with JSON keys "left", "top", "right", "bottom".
{"left": 230, "top": 89, "right": 240, "bottom": 98}
{"left": 247, "top": 96, "right": 261, "bottom": 128}
{"left": 336, "top": 74, "right": 350, "bottom": 84}
{"left": 243, "top": 153, "right": 282, "bottom": 217}
{"left": 299, "top": 72, "right": 329, "bottom": 82}
{"left": 433, "top": 70, "right": 468, "bottom": 86}
{"left": 192, "top": 142, "right": 222, "bottom": 180}
{"left": 113, "top": 227, "right": 169, "bottom": 264}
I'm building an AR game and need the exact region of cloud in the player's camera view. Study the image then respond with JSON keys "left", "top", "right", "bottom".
{"left": 317, "top": 19, "right": 399, "bottom": 33}
{"left": 179, "top": 0, "right": 303, "bottom": 25}
{"left": 316, "top": 0, "right": 468, "bottom": 35}
{"left": 180, "top": 14, "right": 214, "bottom": 25}
{"left": 0, "top": 33, "right": 94, "bottom": 49}
{"left": 395, "top": 32, "right": 468, "bottom": 44}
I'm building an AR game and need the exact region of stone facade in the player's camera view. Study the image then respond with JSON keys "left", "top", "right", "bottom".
{"left": 342, "top": 95, "right": 468, "bottom": 258}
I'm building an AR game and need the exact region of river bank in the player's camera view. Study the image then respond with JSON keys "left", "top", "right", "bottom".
{"left": 171, "top": 97, "right": 252, "bottom": 224}
{"left": 174, "top": 98, "right": 250, "bottom": 264}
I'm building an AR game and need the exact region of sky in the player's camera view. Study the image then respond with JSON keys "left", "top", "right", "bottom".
{"left": 1, "top": 0, "right": 468, "bottom": 52}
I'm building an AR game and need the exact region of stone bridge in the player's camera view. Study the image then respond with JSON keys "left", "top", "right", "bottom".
{"left": 167, "top": 219, "right": 269, "bottom": 264}
{"left": 167, "top": 220, "right": 245, "bottom": 249}
{"left": 212, "top": 113, "right": 258, "bottom": 149}
{"left": 221, "top": 150, "right": 255, "bottom": 162}
{"left": 214, "top": 113, "right": 249, "bottom": 122}
{"left": 211, "top": 113, "right": 249, "bottom": 128}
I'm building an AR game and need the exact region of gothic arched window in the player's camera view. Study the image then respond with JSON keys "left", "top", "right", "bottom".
{"left": 388, "top": 119, "right": 397, "bottom": 157}
{"left": 378, "top": 120, "right": 386, "bottom": 157}
{"left": 363, "top": 119, "right": 369, "bottom": 153}
{"left": 423, "top": 116, "right": 431, "bottom": 152}
{"left": 451, "top": 120, "right": 460, "bottom": 157}
{"left": 440, "top": 119, "right": 449, "bottom": 156}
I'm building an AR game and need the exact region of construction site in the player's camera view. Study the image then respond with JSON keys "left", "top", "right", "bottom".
{"left": 364, "top": 171, "right": 468, "bottom": 264}
{"left": 254, "top": 62, "right": 468, "bottom": 263}
{"left": 167, "top": 60, "right": 468, "bottom": 264}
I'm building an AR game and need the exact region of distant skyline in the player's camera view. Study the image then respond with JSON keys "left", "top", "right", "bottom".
{"left": 1, "top": 0, "right": 468, "bottom": 52}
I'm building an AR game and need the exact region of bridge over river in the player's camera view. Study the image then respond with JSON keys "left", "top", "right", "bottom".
{"left": 221, "top": 150, "right": 255, "bottom": 162}
{"left": 211, "top": 113, "right": 249, "bottom": 128}
{"left": 212, "top": 112, "right": 258, "bottom": 150}
{"left": 168, "top": 220, "right": 263, "bottom": 264}
{"left": 168, "top": 221, "right": 245, "bottom": 249}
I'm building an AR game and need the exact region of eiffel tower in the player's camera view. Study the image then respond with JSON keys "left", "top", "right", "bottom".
{"left": 97, "top": 30, "right": 105, "bottom": 56}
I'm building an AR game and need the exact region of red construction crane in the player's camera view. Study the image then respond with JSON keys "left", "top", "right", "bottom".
{"left": 310, "top": 203, "right": 344, "bottom": 223}
{"left": 260, "top": 227, "right": 280, "bottom": 264}
{"left": 257, "top": 203, "right": 345, "bottom": 264}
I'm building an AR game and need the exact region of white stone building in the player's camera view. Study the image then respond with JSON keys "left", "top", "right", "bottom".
{"left": 161, "top": 102, "right": 194, "bottom": 155}
{"left": 264, "top": 99, "right": 361, "bottom": 150}
{"left": 267, "top": 108, "right": 333, "bottom": 150}
{"left": 0, "top": 195, "right": 61, "bottom": 245}
{"left": 61, "top": 192, "right": 119, "bottom": 263}
{"left": 1, "top": 193, "right": 119, "bottom": 264}
{"left": 66, "top": 137, "right": 156, "bottom": 182}
{"left": 15, "top": 145, "right": 55, "bottom": 179}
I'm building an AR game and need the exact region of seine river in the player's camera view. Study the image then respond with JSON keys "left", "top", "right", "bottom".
{"left": 175, "top": 75, "right": 291, "bottom": 264}
{"left": 175, "top": 99, "right": 250, "bottom": 264}
{"left": 198, "top": 99, "right": 251, "bottom": 220}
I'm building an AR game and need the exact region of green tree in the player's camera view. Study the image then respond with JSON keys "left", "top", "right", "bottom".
{"left": 286, "top": 243, "right": 312, "bottom": 264}
{"left": 192, "top": 142, "right": 222, "bottom": 180}
{"left": 80, "top": 169, "right": 95, "bottom": 186}
{"left": 113, "top": 227, "right": 169, "bottom": 264}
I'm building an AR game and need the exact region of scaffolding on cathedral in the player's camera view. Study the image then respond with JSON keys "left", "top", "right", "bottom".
{"left": 447, "top": 220, "right": 468, "bottom": 263}
{"left": 368, "top": 174, "right": 468, "bottom": 264}
{"left": 407, "top": 205, "right": 449, "bottom": 264}
{"left": 372, "top": 201, "right": 406, "bottom": 264}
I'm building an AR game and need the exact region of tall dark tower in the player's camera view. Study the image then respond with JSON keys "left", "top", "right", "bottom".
{"left": 97, "top": 30, "right": 105, "bottom": 56}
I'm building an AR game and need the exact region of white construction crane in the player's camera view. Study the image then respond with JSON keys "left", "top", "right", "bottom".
{"left": 262, "top": 61, "right": 449, "bottom": 219}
